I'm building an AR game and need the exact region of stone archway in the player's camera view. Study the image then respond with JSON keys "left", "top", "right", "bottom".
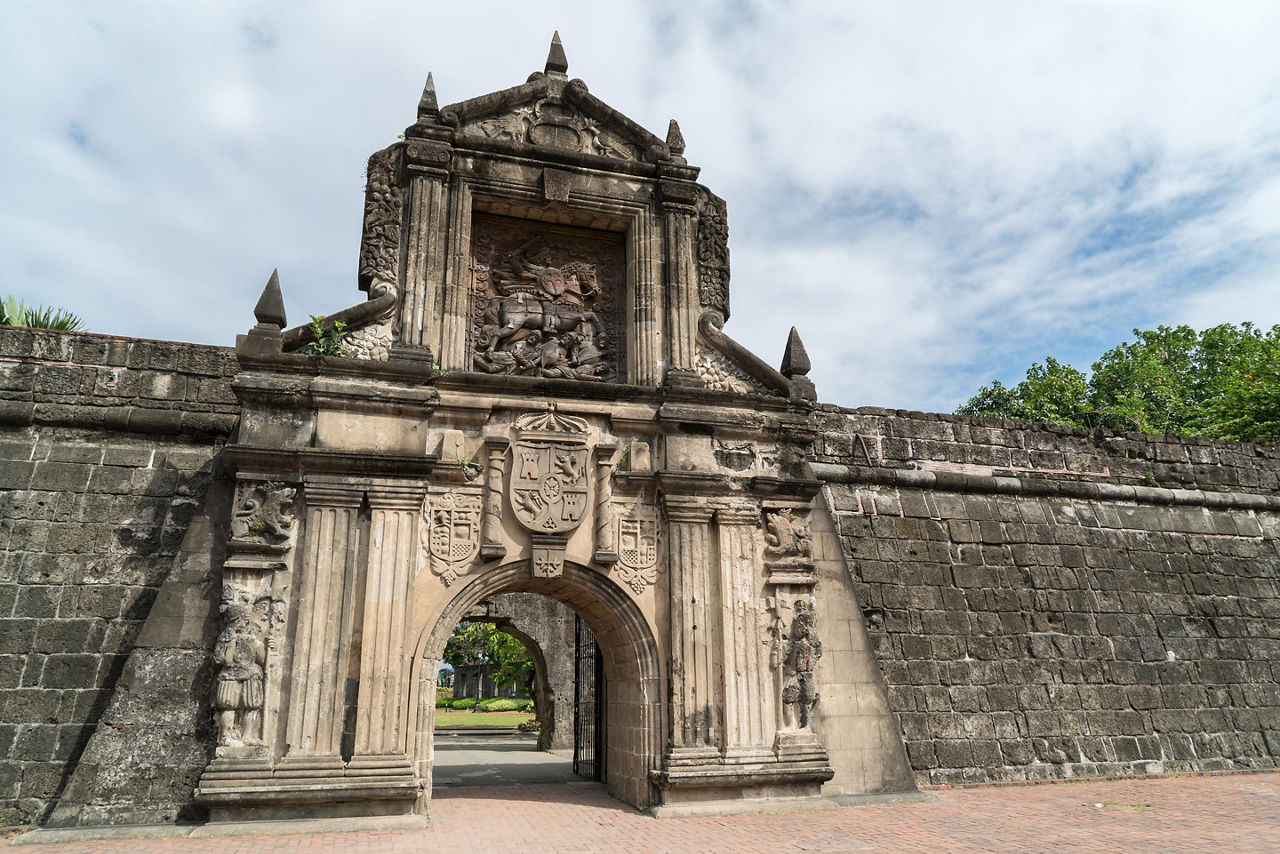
{"left": 407, "top": 560, "right": 663, "bottom": 811}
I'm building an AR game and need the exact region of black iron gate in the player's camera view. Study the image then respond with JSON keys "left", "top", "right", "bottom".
{"left": 572, "top": 614, "right": 604, "bottom": 780}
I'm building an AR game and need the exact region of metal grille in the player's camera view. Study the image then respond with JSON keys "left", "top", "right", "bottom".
{"left": 572, "top": 614, "right": 604, "bottom": 780}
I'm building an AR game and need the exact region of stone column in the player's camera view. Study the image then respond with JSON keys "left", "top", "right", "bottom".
{"left": 629, "top": 213, "right": 664, "bottom": 386}
{"left": 398, "top": 172, "right": 449, "bottom": 356}
{"left": 280, "top": 482, "right": 364, "bottom": 769}
{"left": 438, "top": 176, "right": 473, "bottom": 371}
{"left": 594, "top": 443, "right": 618, "bottom": 564}
{"left": 663, "top": 497, "right": 720, "bottom": 758}
{"left": 481, "top": 436, "right": 507, "bottom": 559}
{"left": 351, "top": 484, "right": 424, "bottom": 768}
{"left": 665, "top": 203, "right": 696, "bottom": 376}
{"left": 715, "top": 503, "right": 773, "bottom": 760}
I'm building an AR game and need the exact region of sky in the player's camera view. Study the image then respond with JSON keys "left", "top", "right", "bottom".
{"left": 2, "top": 1, "right": 1279, "bottom": 413}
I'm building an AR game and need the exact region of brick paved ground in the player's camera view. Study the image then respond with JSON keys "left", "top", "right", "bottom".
{"left": 10, "top": 772, "right": 1279, "bottom": 853}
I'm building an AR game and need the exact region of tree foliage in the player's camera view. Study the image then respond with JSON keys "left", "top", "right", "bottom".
{"left": 957, "top": 323, "right": 1280, "bottom": 444}
{"left": 1, "top": 296, "right": 82, "bottom": 331}
{"left": 444, "top": 621, "right": 534, "bottom": 691}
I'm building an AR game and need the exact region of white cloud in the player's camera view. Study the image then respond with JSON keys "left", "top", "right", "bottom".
{"left": 1, "top": 1, "right": 1278, "bottom": 411}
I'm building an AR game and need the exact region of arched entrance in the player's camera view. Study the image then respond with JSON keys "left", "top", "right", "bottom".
{"left": 407, "top": 560, "right": 663, "bottom": 812}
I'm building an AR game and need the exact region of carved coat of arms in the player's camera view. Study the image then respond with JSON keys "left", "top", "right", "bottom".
{"left": 615, "top": 503, "right": 659, "bottom": 595}
{"left": 423, "top": 492, "right": 482, "bottom": 586}
{"left": 509, "top": 408, "right": 591, "bottom": 535}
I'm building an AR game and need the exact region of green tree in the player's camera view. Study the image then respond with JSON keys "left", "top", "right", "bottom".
{"left": 957, "top": 323, "right": 1280, "bottom": 444}
{"left": 1, "top": 296, "right": 82, "bottom": 331}
{"left": 444, "top": 621, "right": 533, "bottom": 692}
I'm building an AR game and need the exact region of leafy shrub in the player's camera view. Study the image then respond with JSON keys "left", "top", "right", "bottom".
{"left": 451, "top": 698, "right": 476, "bottom": 710}
{"left": 299, "top": 314, "right": 348, "bottom": 356}
{"left": 435, "top": 698, "right": 452, "bottom": 708}
{"left": 515, "top": 699, "right": 535, "bottom": 712}
{"left": 517, "top": 717, "right": 541, "bottom": 732}
{"left": 478, "top": 698, "right": 520, "bottom": 712}
{"left": 1, "top": 296, "right": 82, "bottom": 331}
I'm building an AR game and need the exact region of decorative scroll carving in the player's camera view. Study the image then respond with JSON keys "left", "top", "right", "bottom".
{"left": 614, "top": 503, "right": 659, "bottom": 595}
{"left": 696, "top": 190, "right": 729, "bottom": 316}
{"left": 772, "top": 599, "right": 821, "bottom": 732}
{"left": 422, "top": 491, "right": 482, "bottom": 587}
{"left": 230, "top": 482, "right": 297, "bottom": 545}
{"left": 462, "top": 99, "right": 641, "bottom": 161}
{"left": 358, "top": 146, "right": 404, "bottom": 291}
{"left": 695, "top": 346, "right": 767, "bottom": 395}
{"left": 470, "top": 216, "right": 623, "bottom": 381}
{"left": 345, "top": 279, "right": 399, "bottom": 361}
{"left": 214, "top": 585, "right": 285, "bottom": 748}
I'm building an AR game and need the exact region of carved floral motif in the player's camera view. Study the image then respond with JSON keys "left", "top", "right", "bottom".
{"left": 470, "top": 216, "right": 623, "bottom": 381}
{"left": 230, "top": 482, "right": 297, "bottom": 545}
{"left": 696, "top": 190, "right": 729, "bottom": 316}
{"left": 358, "top": 146, "right": 403, "bottom": 290}
{"left": 422, "top": 492, "right": 482, "bottom": 587}
{"left": 695, "top": 347, "right": 766, "bottom": 395}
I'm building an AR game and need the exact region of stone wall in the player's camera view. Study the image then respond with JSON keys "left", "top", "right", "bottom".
{"left": 0, "top": 329, "right": 237, "bottom": 825}
{"left": 812, "top": 405, "right": 1280, "bottom": 786}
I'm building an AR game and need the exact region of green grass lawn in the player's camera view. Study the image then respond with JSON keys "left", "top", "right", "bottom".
{"left": 433, "top": 709, "right": 535, "bottom": 729}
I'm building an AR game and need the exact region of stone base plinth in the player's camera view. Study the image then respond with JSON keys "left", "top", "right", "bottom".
{"left": 195, "top": 755, "right": 420, "bottom": 822}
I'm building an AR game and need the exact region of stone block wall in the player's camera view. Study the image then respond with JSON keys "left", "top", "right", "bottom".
{"left": 0, "top": 329, "right": 237, "bottom": 825}
{"left": 812, "top": 405, "right": 1280, "bottom": 786}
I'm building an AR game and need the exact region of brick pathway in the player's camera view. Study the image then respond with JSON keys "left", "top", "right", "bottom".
{"left": 11, "top": 772, "right": 1279, "bottom": 853}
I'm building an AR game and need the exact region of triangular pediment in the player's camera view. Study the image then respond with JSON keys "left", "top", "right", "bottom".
{"left": 440, "top": 73, "right": 667, "bottom": 165}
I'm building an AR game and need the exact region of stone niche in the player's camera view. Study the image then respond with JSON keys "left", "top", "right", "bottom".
{"left": 469, "top": 215, "right": 626, "bottom": 382}
{"left": 197, "top": 34, "right": 912, "bottom": 826}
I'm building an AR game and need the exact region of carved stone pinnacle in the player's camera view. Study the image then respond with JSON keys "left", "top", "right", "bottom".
{"left": 781, "top": 327, "right": 811, "bottom": 378}
{"left": 418, "top": 72, "right": 438, "bottom": 117}
{"left": 666, "top": 119, "right": 686, "bottom": 156}
{"left": 253, "top": 269, "right": 287, "bottom": 331}
{"left": 545, "top": 31, "right": 569, "bottom": 75}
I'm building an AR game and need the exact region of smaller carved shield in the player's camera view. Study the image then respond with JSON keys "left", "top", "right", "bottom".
{"left": 618, "top": 507, "right": 658, "bottom": 571}
{"left": 424, "top": 493, "right": 481, "bottom": 581}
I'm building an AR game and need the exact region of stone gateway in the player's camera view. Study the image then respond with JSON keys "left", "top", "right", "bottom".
{"left": 2, "top": 34, "right": 1277, "bottom": 832}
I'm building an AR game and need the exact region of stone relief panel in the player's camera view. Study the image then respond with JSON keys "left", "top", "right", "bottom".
{"left": 460, "top": 99, "right": 642, "bottom": 161}
{"left": 470, "top": 215, "right": 624, "bottom": 382}
{"left": 358, "top": 146, "right": 404, "bottom": 290}
{"left": 213, "top": 584, "right": 282, "bottom": 750}
{"left": 422, "top": 490, "right": 483, "bottom": 587}
{"left": 229, "top": 482, "right": 297, "bottom": 545}
{"left": 763, "top": 508, "right": 813, "bottom": 570}
{"left": 771, "top": 598, "right": 822, "bottom": 733}
{"left": 614, "top": 502, "right": 659, "bottom": 595}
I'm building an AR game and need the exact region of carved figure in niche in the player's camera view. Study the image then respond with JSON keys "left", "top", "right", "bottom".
{"left": 213, "top": 592, "right": 272, "bottom": 747}
{"left": 469, "top": 216, "right": 623, "bottom": 382}
{"left": 780, "top": 600, "right": 822, "bottom": 731}
{"left": 764, "top": 508, "right": 812, "bottom": 564}
{"left": 230, "top": 482, "right": 297, "bottom": 545}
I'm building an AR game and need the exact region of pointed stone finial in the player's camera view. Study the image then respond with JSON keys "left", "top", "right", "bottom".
{"left": 666, "top": 119, "right": 686, "bottom": 156}
{"left": 418, "top": 72, "right": 438, "bottom": 117}
{"left": 253, "top": 269, "right": 287, "bottom": 331}
{"left": 780, "top": 327, "right": 811, "bottom": 378}
{"left": 545, "top": 31, "right": 569, "bottom": 75}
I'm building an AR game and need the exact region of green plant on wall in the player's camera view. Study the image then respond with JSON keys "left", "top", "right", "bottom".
{"left": 299, "top": 315, "right": 348, "bottom": 356}
{"left": 1, "top": 296, "right": 83, "bottom": 331}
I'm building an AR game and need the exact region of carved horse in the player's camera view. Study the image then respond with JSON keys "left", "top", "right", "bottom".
{"left": 486, "top": 294, "right": 600, "bottom": 353}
